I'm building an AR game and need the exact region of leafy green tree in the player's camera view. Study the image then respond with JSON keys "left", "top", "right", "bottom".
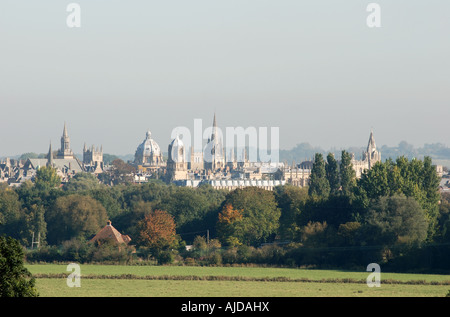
{"left": 0, "top": 189, "right": 25, "bottom": 242}
{"left": 46, "top": 194, "right": 108, "bottom": 245}
{"left": 63, "top": 172, "right": 103, "bottom": 192}
{"left": 89, "top": 186, "right": 125, "bottom": 220}
{"left": 0, "top": 236, "right": 38, "bottom": 297}
{"left": 361, "top": 195, "right": 428, "bottom": 247}
{"left": 326, "top": 153, "right": 340, "bottom": 196}
{"left": 357, "top": 162, "right": 389, "bottom": 202}
{"left": 34, "top": 166, "right": 61, "bottom": 191}
{"left": 274, "top": 185, "right": 308, "bottom": 241}
{"left": 438, "top": 192, "right": 450, "bottom": 242}
{"left": 23, "top": 204, "right": 47, "bottom": 247}
{"left": 339, "top": 150, "right": 356, "bottom": 197}
{"left": 421, "top": 156, "right": 441, "bottom": 239}
{"left": 221, "top": 187, "right": 280, "bottom": 246}
{"left": 356, "top": 156, "right": 440, "bottom": 240}
{"left": 308, "top": 153, "right": 330, "bottom": 198}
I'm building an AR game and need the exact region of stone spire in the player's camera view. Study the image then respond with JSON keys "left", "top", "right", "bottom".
{"left": 211, "top": 112, "right": 217, "bottom": 141}
{"left": 63, "top": 122, "right": 68, "bottom": 138}
{"left": 367, "top": 129, "right": 376, "bottom": 152}
{"left": 47, "top": 141, "right": 54, "bottom": 167}
{"left": 58, "top": 122, "right": 74, "bottom": 159}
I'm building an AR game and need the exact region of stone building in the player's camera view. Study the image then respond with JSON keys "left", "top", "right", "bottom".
{"left": 22, "top": 123, "right": 103, "bottom": 184}
{"left": 352, "top": 130, "right": 381, "bottom": 178}
{"left": 25, "top": 124, "right": 85, "bottom": 183}
{"left": 134, "top": 130, "right": 166, "bottom": 171}
{"left": 203, "top": 113, "right": 226, "bottom": 172}
{"left": 83, "top": 143, "right": 104, "bottom": 174}
{"left": 167, "top": 134, "right": 188, "bottom": 181}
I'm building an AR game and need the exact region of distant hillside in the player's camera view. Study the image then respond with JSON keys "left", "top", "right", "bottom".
{"left": 279, "top": 141, "right": 450, "bottom": 168}
{"left": 3, "top": 142, "right": 450, "bottom": 169}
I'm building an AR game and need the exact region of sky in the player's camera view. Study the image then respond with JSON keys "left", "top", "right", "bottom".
{"left": 0, "top": 0, "right": 449, "bottom": 156}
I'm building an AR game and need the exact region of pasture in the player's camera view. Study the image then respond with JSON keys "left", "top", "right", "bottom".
{"left": 27, "top": 264, "right": 450, "bottom": 297}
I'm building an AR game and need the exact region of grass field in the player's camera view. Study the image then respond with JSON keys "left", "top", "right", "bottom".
{"left": 27, "top": 264, "right": 450, "bottom": 297}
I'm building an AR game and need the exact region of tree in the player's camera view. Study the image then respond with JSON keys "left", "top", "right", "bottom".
{"left": 326, "top": 153, "right": 340, "bottom": 196}
{"left": 136, "top": 209, "right": 177, "bottom": 263}
{"left": 46, "top": 194, "right": 108, "bottom": 245}
{"left": 355, "top": 156, "right": 440, "bottom": 240}
{"left": 0, "top": 236, "right": 38, "bottom": 297}
{"left": 108, "top": 159, "right": 136, "bottom": 185}
{"left": 361, "top": 195, "right": 428, "bottom": 247}
{"left": 308, "top": 153, "right": 330, "bottom": 198}
{"left": 339, "top": 150, "right": 356, "bottom": 197}
{"left": 23, "top": 204, "right": 47, "bottom": 247}
{"left": 221, "top": 187, "right": 280, "bottom": 246}
{"left": 34, "top": 166, "right": 61, "bottom": 191}
{"left": 421, "top": 156, "right": 441, "bottom": 239}
{"left": 274, "top": 185, "right": 308, "bottom": 242}
{"left": 0, "top": 188, "right": 26, "bottom": 243}
{"left": 217, "top": 203, "right": 244, "bottom": 246}
{"left": 438, "top": 192, "right": 450, "bottom": 242}
{"left": 63, "top": 172, "right": 103, "bottom": 192}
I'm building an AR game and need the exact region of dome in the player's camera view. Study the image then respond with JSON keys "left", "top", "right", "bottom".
{"left": 168, "top": 134, "right": 185, "bottom": 163}
{"left": 134, "top": 130, "right": 164, "bottom": 166}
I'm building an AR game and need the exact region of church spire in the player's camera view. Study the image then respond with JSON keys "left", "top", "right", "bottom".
{"left": 367, "top": 129, "right": 376, "bottom": 152}
{"left": 211, "top": 112, "right": 217, "bottom": 141}
{"left": 58, "top": 122, "right": 74, "bottom": 159}
{"left": 47, "top": 141, "right": 54, "bottom": 167}
{"left": 63, "top": 121, "right": 68, "bottom": 138}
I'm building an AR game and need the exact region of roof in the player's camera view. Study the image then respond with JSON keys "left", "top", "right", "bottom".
{"left": 27, "top": 157, "right": 84, "bottom": 173}
{"left": 90, "top": 221, "right": 131, "bottom": 244}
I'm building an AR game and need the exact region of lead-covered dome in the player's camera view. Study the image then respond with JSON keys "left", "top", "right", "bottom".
{"left": 134, "top": 130, "right": 164, "bottom": 166}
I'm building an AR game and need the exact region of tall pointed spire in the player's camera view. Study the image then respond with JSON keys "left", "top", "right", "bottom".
{"left": 367, "top": 129, "right": 376, "bottom": 151}
{"left": 47, "top": 141, "right": 54, "bottom": 167}
{"left": 58, "top": 122, "right": 74, "bottom": 159}
{"left": 211, "top": 112, "right": 217, "bottom": 141}
{"left": 63, "top": 121, "right": 68, "bottom": 138}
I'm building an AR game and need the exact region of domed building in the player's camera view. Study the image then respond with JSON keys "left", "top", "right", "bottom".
{"left": 134, "top": 130, "right": 165, "bottom": 170}
{"left": 167, "top": 134, "right": 188, "bottom": 181}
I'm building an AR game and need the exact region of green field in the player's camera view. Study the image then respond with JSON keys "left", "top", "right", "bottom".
{"left": 27, "top": 264, "right": 450, "bottom": 297}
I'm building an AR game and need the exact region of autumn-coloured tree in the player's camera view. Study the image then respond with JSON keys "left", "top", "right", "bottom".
{"left": 137, "top": 209, "right": 177, "bottom": 252}
{"left": 217, "top": 203, "right": 243, "bottom": 246}
{"left": 221, "top": 188, "right": 281, "bottom": 246}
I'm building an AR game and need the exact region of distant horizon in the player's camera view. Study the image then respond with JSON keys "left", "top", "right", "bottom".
{"left": 3, "top": 137, "right": 450, "bottom": 159}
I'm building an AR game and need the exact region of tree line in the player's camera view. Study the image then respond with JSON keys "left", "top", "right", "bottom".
{"left": 0, "top": 153, "right": 449, "bottom": 271}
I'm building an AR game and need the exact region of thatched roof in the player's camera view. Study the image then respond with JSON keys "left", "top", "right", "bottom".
{"left": 90, "top": 221, "right": 131, "bottom": 244}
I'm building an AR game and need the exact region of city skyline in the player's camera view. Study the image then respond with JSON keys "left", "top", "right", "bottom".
{"left": 1, "top": 1, "right": 449, "bottom": 156}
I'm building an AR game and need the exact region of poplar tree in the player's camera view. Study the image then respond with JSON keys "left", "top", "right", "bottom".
{"left": 308, "top": 153, "right": 330, "bottom": 198}
{"left": 340, "top": 150, "right": 356, "bottom": 197}
{"left": 326, "top": 153, "right": 340, "bottom": 196}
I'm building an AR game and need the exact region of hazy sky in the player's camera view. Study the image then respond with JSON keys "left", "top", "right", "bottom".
{"left": 1, "top": 0, "right": 449, "bottom": 156}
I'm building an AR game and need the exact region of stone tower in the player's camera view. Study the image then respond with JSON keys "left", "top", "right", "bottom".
{"left": 57, "top": 122, "right": 74, "bottom": 159}
{"left": 203, "top": 113, "right": 225, "bottom": 171}
{"left": 167, "top": 134, "right": 188, "bottom": 180}
{"left": 83, "top": 143, "right": 104, "bottom": 172}
{"left": 362, "top": 130, "right": 381, "bottom": 169}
